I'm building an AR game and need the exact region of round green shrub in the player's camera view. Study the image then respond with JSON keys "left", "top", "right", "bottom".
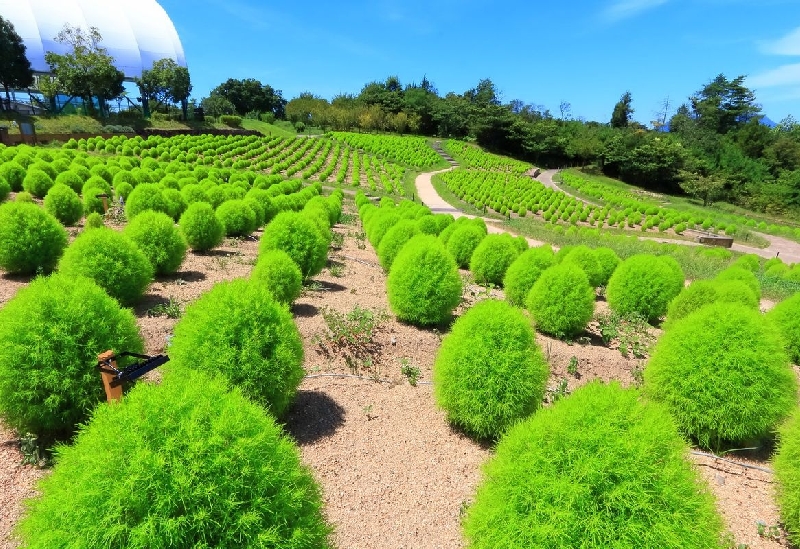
{"left": 767, "top": 292, "right": 800, "bottom": 364}
{"left": 83, "top": 212, "right": 104, "bottom": 230}
{"left": 416, "top": 215, "right": 439, "bottom": 235}
{"left": 216, "top": 199, "right": 257, "bottom": 237}
{"left": 81, "top": 176, "right": 112, "bottom": 198}
{"left": 715, "top": 267, "right": 760, "bottom": 298}
{"left": 22, "top": 167, "right": 55, "bottom": 198}
{"left": 447, "top": 224, "right": 486, "bottom": 269}
{"left": 526, "top": 263, "right": 595, "bottom": 339}
{"left": 503, "top": 245, "right": 556, "bottom": 307}
{"left": 463, "top": 381, "right": 722, "bottom": 549}
{"left": 606, "top": 254, "right": 684, "bottom": 323}
{"left": 251, "top": 249, "right": 303, "bottom": 304}
{"left": 160, "top": 188, "right": 186, "bottom": 221}
{"left": 366, "top": 211, "right": 400, "bottom": 249}
{"left": 54, "top": 170, "right": 83, "bottom": 194}
{"left": 775, "top": 410, "right": 800, "bottom": 546}
{"left": 123, "top": 211, "right": 187, "bottom": 276}
{"left": 644, "top": 303, "right": 796, "bottom": 448}
{"left": 44, "top": 184, "right": 83, "bottom": 226}
{"left": 113, "top": 180, "right": 133, "bottom": 202}
{"left": 713, "top": 280, "right": 759, "bottom": 309}
{"left": 387, "top": 234, "right": 462, "bottom": 326}
{"left": 560, "top": 245, "right": 603, "bottom": 287}
{"left": 259, "top": 211, "right": 329, "bottom": 279}
{"left": 125, "top": 183, "right": 169, "bottom": 219}
{"left": 470, "top": 234, "right": 521, "bottom": 286}
{"left": 377, "top": 219, "right": 419, "bottom": 272}
{"left": 593, "top": 247, "right": 621, "bottom": 286}
{"left": 16, "top": 370, "right": 331, "bottom": 548}
{"left": 0, "top": 202, "right": 67, "bottom": 274}
{"left": 733, "top": 254, "right": 761, "bottom": 272}
{"left": 0, "top": 274, "right": 142, "bottom": 439}
{"left": 433, "top": 300, "right": 549, "bottom": 439}
{"left": 168, "top": 279, "right": 304, "bottom": 416}
{"left": 766, "top": 263, "right": 790, "bottom": 278}
{"left": 0, "top": 175, "right": 9, "bottom": 202}
{"left": 179, "top": 202, "right": 224, "bottom": 252}
{"left": 58, "top": 228, "right": 154, "bottom": 306}
{"left": 0, "top": 161, "right": 25, "bottom": 191}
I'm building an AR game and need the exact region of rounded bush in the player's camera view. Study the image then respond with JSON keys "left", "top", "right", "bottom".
{"left": 644, "top": 303, "right": 796, "bottom": 448}
{"left": 179, "top": 202, "right": 224, "bottom": 252}
{"left": 665, "top": 279, "right": 758, "bottom": 326}
{"left": 366, "top": 211, "right": 400, "bottom": 249}
{"left": 715, "top": 267, "right": 760, "bottom": 298}
{"left": 767, "top": 292, "right": 800, "bottom": 364}
{"left": 526, "top": 263, "right": 595, "bottom": 339}
{"left": 775, "top": 411, "right": 800, "bottom": 546}
{"left": 44, "top": 184, "right": 83, "bottom": 226}
{"left": 125, "top": 183, "right": 169, "bottom": 219}
{"left": 53, "top": 170, "right": 82, "bottom": 194}
{"left": 251, "top": 249, "right": 303, "bottom": 304}
{"left": 0, "top": 274, "right": 142, "bottom": 439}
{"left": 560, "top": 245, "right": 603, "bottom": 287}
{"left": 83, "top": 212, "right": 104, "bottom": 230}
{"left": 387, "top": 234, "right": 462, "bottom": 326}
{"left": 463, "top": 381, "right": 722, "bottom": 549}
{"left": 470, "top": 234, "right": 521, "bottom": 286}
{"left": 160, "top": 188, "right": 186, "bottom": 221}
{"left": 58, "top": 228, "right": 154, "bottom": 305}
{"left": 377, "top": 219, "right": 419, "bottom": 272}
{"left": 22, "top": 167, "right": 55, "bottom": 198}
{"left": 259, "top": 211, "right": 329, "bottom": 279}
{"left": 0, "top": 175, "right": 9, "bottom": 202}
{"left": 168, "top": 279, "right": 304, "bottom": 416}
{"left": 503, "top": 245, "right": 556, "bottom": 307}
{"left": 216, "top": 199, "right": 257, "bottom": 237}
{"left": 0, "top": 202, "right": 67, "bottom": 274}
{"left": 0, "top": 160, "right": 25, "bottom": 191}
{"left": 16, "top": 370, "right": 331, "bottom": 548}
{"left": 434, "top": 300, "right": 549, "bottom": 439}
{"left": 606, "top": 254, "right": 684, "bottom": 323}
{"left": 593, "top": 247, "right": 621, "bottom": 286}
{"left": 123, "top": 211, "right": 187, "bottom": 275}
{"left": 446, "top": 224, "right": 486, "bottom": 269}
{"left": 733, "top": 254, "right": 761, "bottom": 272}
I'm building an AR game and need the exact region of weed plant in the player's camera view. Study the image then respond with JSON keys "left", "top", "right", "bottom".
{"left": 434, "top": 300, "right": 549, "bottom": 439}
{"left": 606, "top": 254, "right": 684, "bottom": 323}
{"left": 526, "top": 264, "right": 595, "bottom": 339}
{"left": 168, "top": 279, "right": 304, "bottom": 417}
{"left": 0, "top": 201, "right": 67, "bottom": 274}
{"left": 260, "top": 211, "right": 329, "bottom": 279}
{"left": 0, "top": 274, "right": 142, "bottom": 440}
{"left": 470, "top": 234, "right": 522, "bottom": 286}
{"left": 644, "top": 303, "right": 796, "bottom": 449}
{"left": 179, "top": 202, "right": 224, "bottom": 252}
{"left": 250, "top": 249, "right": 303, "bottom": 304}
{"left": 767, "top": 292, "right": 800, "bottom": 364}
{"left": 502, "top": 245, "right": 556, "bottom": 307}
{"left": 463, "top": 381, "right": 722, "bottom": 549}
{"left": 123, "top": 210, "right": 187, "bottom": 275}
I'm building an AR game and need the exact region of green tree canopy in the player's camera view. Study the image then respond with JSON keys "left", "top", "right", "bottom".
{"left": 136, "top": 58, "right": 192, "bottom": 118}
{"left": 0, "top": 15, "right": 33, "bottom": 109}
{"left": 610, "top": 91, "right": 634, "bottom": 128}
{"left": 210, "top": 78, "right": 287, "bottom": 117}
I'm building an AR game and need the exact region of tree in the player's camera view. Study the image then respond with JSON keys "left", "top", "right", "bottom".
{"left": 44, "top": 25, "right": 124, "bottom": 116}
{"left": 610, "top": 91, "right": 634, "bottom": 128}
{"left": 136, "top": 58, "right": 192, "bottom": 119}
{"left": 679, "top": 171, "right": 726, "bottom": 206}
{"left": 0, "top": 15, "right": 33, "bottom": 111}
{"left": 210, "top": 78, "right": 287, "bottom": 117}
{"left": 690, "top": 74, "right": 760, "bottom": 134}
{"left": 200, "top": 94, "right": 235, "bottom": 118}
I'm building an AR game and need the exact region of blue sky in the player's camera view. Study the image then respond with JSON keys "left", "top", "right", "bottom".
{"left": 158, "top": 0, "right": 800, "bottom": 126}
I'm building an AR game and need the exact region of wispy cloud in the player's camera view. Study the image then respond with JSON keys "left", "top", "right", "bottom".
{"left": 748, "top": 63, "right": 800, "bottom": 88}
{"left": 601, "top": 0, "right": 670, "bottom": 23}
{"left": 759, "top": 26, "right": 800, "bottom": 56}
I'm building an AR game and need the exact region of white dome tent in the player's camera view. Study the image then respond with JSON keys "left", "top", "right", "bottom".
{"left": 0, "top": 0, "right": 186, "bottom": 80}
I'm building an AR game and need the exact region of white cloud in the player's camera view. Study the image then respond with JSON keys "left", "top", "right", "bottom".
{"left": 748, "top": 63, "right": 800, "bottom": 88}
{"left": 601, "top": 0, "right": 670, "bottom": 22}
{"left": 760, "top": 26, "right": 800, "bottom": 56}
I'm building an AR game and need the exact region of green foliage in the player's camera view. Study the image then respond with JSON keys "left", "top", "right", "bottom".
{"left": 446, "top": 224, "right": 486, "bottom": 269}
{"left": 83, "top": 212, "right": 104, "bottom": 230}
{"left": 58, "top": 228, "right": 153, "bottom": 306}
{"left": 560, "top": 245, "right": 604, "bottom": 287}
{"left": 644, "top": 303, "right": 796, "bottom": 448}
{"left": 715, "top": 266, "right": 760, "bottom": 299}
{"left": 0, "top": 201, "right": 67, "bottom": 274}
{"left": 665, "top": 279, "right": 758, "bottom": 326}
{"left": 463, "top": 381, "right": 722, "bottom": 549}
{"left": 593, "top": 247, "right": 621, "bottom": 286}
{"left": 366, "top": 210, "right": 400, "bottom": 249}
{"left": 732, "top": 254, "right": 761, "bottom": 272}
{"left": 125, "top": 183, "right": 169, "bottom": 219}
{"left": 526, "top": 263, "right": 595, "bottom": 339}
{"left": 22, "top": 168, "right": 55, "bottom": 198}
{"left": 0, "top": 175, "right": 9, "bottom": 202}
{"left": 251, "top": 249, "right": 303, "bottom": 304}
{"left": 259, "top": 211, "right": 329, "bottom": 279}
{"left": 0, "top": 274, "right": 142, "bottom": 440}
{"left": 216, "top": 199, "right": 257, "bottom": 237}
{"left": 123, "top": 210, "right": 187, "bottom": 275}
{"left": 387, "top": 234, "right": 462, "bottom": 326}
{"left": 168, "top": 279, "right": 304, "bottom": 417}
{"left": 433, "top": 300, "right": 549, "bottom": 439}
{"left": 0, "top": 161, "right": 25, "bottom": 192}
{"left": 44, "top": 184, "right": 83, "bottom": 226}
{"left": 470, "top": 233, "right": 521, "bottom": 286}
{"left": 767, "top": 292, "right": 800, "bottom": 364}
{"left": 775, "top": 410, "right": 800, "bottom": 546}
{"left": 377, "top": 219, "right": 419, "bottom": 272}
{"left": 16, "top": 370, "right": 331, "bottom": 549}
{"left": 503, "top": 245, "right": 556, "bottom": 307}
{"left": 606, "top": 254, "right": 684, "bottom": 323}
{"left": 179, "top": 202, "right": 224, "bottom": 252}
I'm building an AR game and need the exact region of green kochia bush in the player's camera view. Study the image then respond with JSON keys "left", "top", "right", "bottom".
{"left": 387, "top": 234, "right": 462, "bottom": 326}
{"left": 0, "top": 201, "right": 67, "bottom": 274}
{"left": 463, "top": 381, "right": 722, "bottom": 549}
{"left": 16, "top": 370, "right": 331, "bottom": 549}
{"left": 502, "top": 245, "right": 556, "bottom": 307}
{"left": 774, "top": 410, "right": 800, "bottom": 546}
{"left": 644, "top": 303, "right": 796, "bottom": 449}
{"left": 665, "top": 279, "right": 758, "bottom": 326}
{"left": 446, "top": 224, "right": 485, "bottom": 269}
{"left": 58, "top": 228, "right": 154, "bottom": 306}
{"left": 560, "top": 245, "right": 603, "bottom": 287}
{"left": 251, "top": 249, "right": 303, "bottom": 304}
{"left": 260, "top": 211, "right": 329, "bottom": 279}
{"left": 0, "top": 274, "right": 142, "bottom": 440}
{"left": 377, "top": 219, "right": 419, "bottom": 272}
{"left": 768, "top": 292, "right": 800, "bottom": 364}
{"left": 125, "top": 183, "right": 169, "bottom": 219}
{"left": 216, "top": 199, "right": 257, "bottom": 237}
{"left": 168, "top": 279, "right": 304, "bottom": 417}
{"left": 0, "top": 160, "right": 25, "bottom": 191}
{"left": 44, "top": 184, "right": 83, "bottom": 226}
{"left": 526, "top": 263, "right": 595, "bottom": 339}
{"left": 606, "top": 254, "right": 684, "bottom": 323}
{"left": 123, "top": 211, "right": 187, "bottom": 275}
{"left": 715, "top": 266, "right": 761, "bottom": 299}
{"left": 469, "top": 233, "right": 521, "bottom": 286}
{"left": 179, "top": 202, "right": 224, "bottom": 252}
{"left": 433, "top": 300, "right": 549, "bottom": 439}
{"left": 22, "top": 167, "right": 55, "bottom": 198}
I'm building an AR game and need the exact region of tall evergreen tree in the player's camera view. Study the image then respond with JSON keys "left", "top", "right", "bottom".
{"left": 610, "top": 91, "right": 634, "bottom": 128}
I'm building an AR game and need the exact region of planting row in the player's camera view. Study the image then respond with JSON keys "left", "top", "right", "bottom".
{"left": 328, "top": 131, "right": 444, "bottom": 169}
{"left": 442, "top": 140, "right": 533, "bottom": 174}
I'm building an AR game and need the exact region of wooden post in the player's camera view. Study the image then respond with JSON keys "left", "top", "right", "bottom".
{"left": 97, "top": 350, "right": 123, "bottom": 402}
{"left": 96, "top": 193, "right": 109, "bottom": 213}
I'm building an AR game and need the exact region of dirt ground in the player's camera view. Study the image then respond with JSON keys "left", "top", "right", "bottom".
{"left": 0, "top": 200, "right": 793, "bottom": 549}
